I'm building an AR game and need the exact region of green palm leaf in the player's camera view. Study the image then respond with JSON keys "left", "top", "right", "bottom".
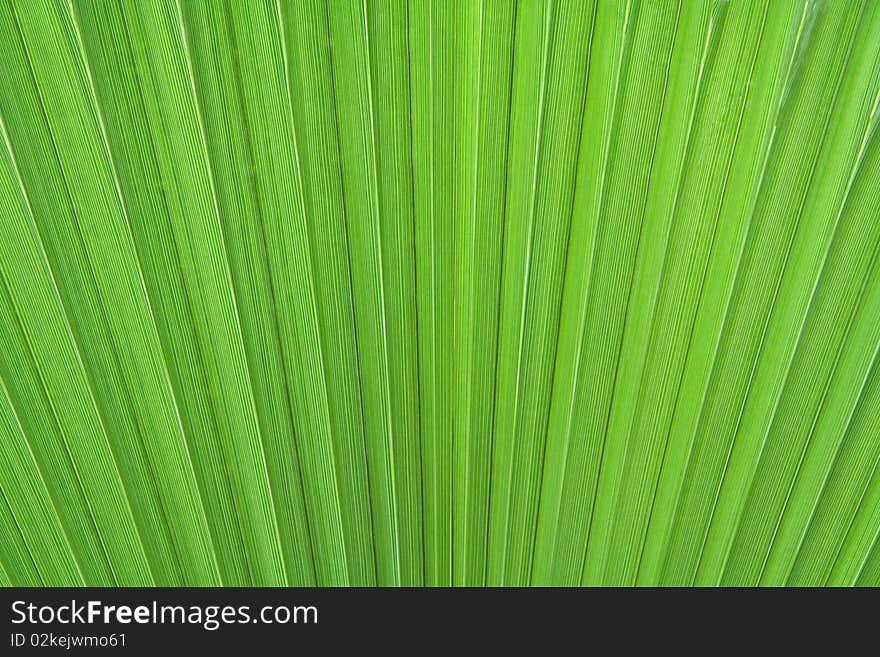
{"left": 1, "top": 0, "right": 879, "bottom": 587}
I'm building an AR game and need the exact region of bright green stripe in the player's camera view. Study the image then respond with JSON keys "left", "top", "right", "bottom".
{"left": 789, "top": 356, "right": 880, "bottom": 585}
{"left": 704, "top": 0, "right": 878, "bottom": 585}
{"left": 640, "top": 0, "right": 805, "bottom": 586}
{"left": 7, "top": 0, "right": 220, "bottom": 585}
{"left": 827, "top": 399, "right": 880, "bottom": 586}
{"left": 579, "top": 1, "right": 683, "bottom": 585}
{"left": 179, "top": 0, "right": 325, "bottom": 585}
{"left": 623, "top": 0, "right": 762, "bottom": 585}
{"left": 213, "top": 0, "right": 351, "bottom": 585}
{"left": 71, "top": 0, "right": 251, "bottom": 586}
{"left": 599, "top": 0, "right": 718, "bottom": 586}
{"left": 0, "top": 485, "right": 41, "bottom": 586}
{"left": 0, "top": 381, "right": 82, "bottom": 585}
{"left": 364, "top": 1, "right": 423, "bottom": 586}
{"left": 452, "top": 0, "right": 517, "bottom": 587}
{"left": 489, "top": 0, "right": 556, "bottom": 587}
{"left": 489, "top": 0, "right": 596, "bottom": 586}
{"left": 0, "top": 101, "right": 152, "bottom": 587}
{"left": 661, "top": 0, "right": 862, "bottom": 585}
{"left": 531, "top": 0, "right": 628, "bottom": 587}
{"left": 0, "top": 511, "right": 28, "bottom": 585}
{"left": 281, "top": 0, "right": 376, "bottom": 586}
{"left": 752, "top": 88, "right": 880, "bottom": 586}
{"left": 453, "top": 0, "right": 482, "bottom": 586}
{"left": 0, "top": 275, "right": 115, "bottom": 585}
{"left": 856, "top": 547, "right": 880, "bottom": 586}
{"left": 326, "top": 0, "right": 422, "bottom": 585}
{"left": 0, "top": 1, "right": 159, "bottom": 586}
{"left": 114, "top": 0, "right": 285, "bottom": 585}
{"left": 0, "top": 118, "right": 116, "bottom": 584}
{"left": 232, "top": 0, "right": 352, "bottom": 585}
{"left": 410, "top": 0, "right": 455, "bottom": 588}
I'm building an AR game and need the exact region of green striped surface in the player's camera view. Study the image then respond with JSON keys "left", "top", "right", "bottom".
{"left": 1, "top": 0, "right": 879, "bottom": 586}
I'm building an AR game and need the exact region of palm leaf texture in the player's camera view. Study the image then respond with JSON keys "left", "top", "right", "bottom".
{"left": 1, "top": 0, "right": 879, "bottom": 586}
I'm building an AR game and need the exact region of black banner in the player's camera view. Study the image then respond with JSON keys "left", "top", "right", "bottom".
{"left": 0, "top": 587, "right": 866, "bottom": 653}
